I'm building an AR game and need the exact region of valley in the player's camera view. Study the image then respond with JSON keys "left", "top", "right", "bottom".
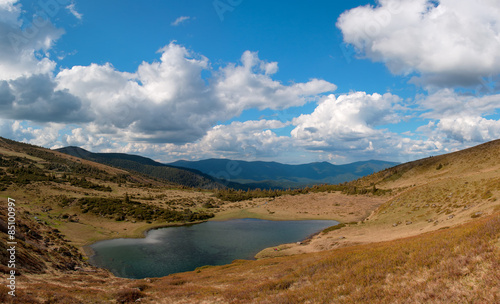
{"left": 3, "top": 1, "right": 500, "bottom": 303}
{"left": 0, "top": 136, "right": 499, "bottom": 303}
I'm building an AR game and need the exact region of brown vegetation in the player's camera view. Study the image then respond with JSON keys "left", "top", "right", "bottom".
{"left": 2, "top": 214, "right": 498, "bottom": 303}
{"left": 0, "top": 137, "right": 499, "bottom": 303}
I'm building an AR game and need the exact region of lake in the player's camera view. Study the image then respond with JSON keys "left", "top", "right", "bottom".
{"left": 88, "top": 218, "right": 338, "bottom": 279}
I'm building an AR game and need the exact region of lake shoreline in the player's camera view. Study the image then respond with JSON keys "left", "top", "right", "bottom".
{"left": 81, "top": 209, "right": 339, "bottom": 253}
{"left": 80, "top": 205, "right": 343, "bottom": 275}
{"left": 81, "top": 220, "right": 209, "bottom": 260}
{"left": 85, "top": 218, "right": 339, "bottom": 279}
{"left": 79, "top": 191, "right": 384, "bottom": 259}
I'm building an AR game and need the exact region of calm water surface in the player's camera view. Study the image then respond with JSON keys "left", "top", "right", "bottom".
{"left": 89, "top": 218, "right": 338, "bottom": 279}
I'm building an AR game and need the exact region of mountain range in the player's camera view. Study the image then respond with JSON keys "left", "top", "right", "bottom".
{"left": 169, "top": 158, "right": 399, "bottom": 188}
{"left": 56, "top": 146, "right": 398, "bottom": 189}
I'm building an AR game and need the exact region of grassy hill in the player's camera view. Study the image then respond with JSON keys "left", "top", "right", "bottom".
{"left": 0, "top": 137, "right": 499, "bottom": 303}
{"left": 0, "top": 137, "right": 223, "bottom": 245}
{"left": 352, "top": 139, "right": 500, "bottom": 230}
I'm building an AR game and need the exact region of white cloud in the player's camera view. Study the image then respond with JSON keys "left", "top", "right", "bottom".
{"left": 0, "top": 3, "right": 85, "bottom": 124}
{"left": 0, "top": 3, "right": 337, "bottom": 161}
{"left": 0, "top": 74, "right": 90, "bottom": 123}
{"left": 56, "top": 43, "right": 336, "bottom": 144}
{"left": 195, "top": 120, "right": 291, "bottom": 158}
{"left": 0, "top": 0, "right": 63, "bottom": 81}
{"left": 419, "top": 89, "right": 500, "bottom": 119}
{"left": 66, "top": 2, "right": 83, "bottom": 20}
{"left": 96, "top": 91, "right": 435, "bottom": 164}
{"left": 288, "top": 91, "right": 420, "bottom": 161}
{"left": 436, "top": 117, "right": 500, "bottom": 143}
{"left": 6, "top": 1, "right": 495, "bottom": 164}
{"left": 62, "top": 127, "right": 114, "bottom": 151}
{"left": 417, "top": 89, "right": 500, "bottom": 143}
{"left": 0, "top": 0, "right": 21, "bottom": 26}
{"left": 214, "top": 51, "right": 337, "bottom": 113}
{"left": 337, "top": 0, "right": 500, "bottom": 88}
{"left": 94, "top": 120, "right": 293, "bottom": 163}
{"left": 0, "top": 119, "right": 65, "bottom": 148}
{"left": 292, "top": 92, "right": 402, "bottom": 145}
{"left": 171, "top": 16, "right": 191, "bottom": 26}
{"left": 56, "top": 44, "right": 215, "bottom": 143}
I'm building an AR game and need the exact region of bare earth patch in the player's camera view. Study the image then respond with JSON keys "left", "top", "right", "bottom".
{"left": 214, "top": 191, "right": 386, "bottom": 222}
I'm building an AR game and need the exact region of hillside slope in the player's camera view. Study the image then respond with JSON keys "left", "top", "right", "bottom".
{"left": 331, "top": 139, "right": 500, "bottom": 193}
{"left": 0, "top": 137, "right": 220, "bottom": 247}
{"left": 256, "top": 139, "right": 500, "bottom": 258}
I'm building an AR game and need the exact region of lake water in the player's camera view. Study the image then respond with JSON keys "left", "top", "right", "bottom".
{"left": 89, "top": 218, "right": 338, "bottom": 279}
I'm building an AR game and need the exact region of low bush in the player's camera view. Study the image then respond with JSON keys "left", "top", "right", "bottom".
{"left": 115, "top": 288, "right": 144, "bottom": 303}
{"left": 76, "top": 197, "right": 214, "bottom": 223}
{"left": 322, "top": 223, "right": 346, "bottom": 234}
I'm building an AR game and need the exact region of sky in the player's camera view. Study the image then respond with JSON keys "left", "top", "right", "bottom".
{"left": 1, "top": 0, "right": 500, "bottom": 164}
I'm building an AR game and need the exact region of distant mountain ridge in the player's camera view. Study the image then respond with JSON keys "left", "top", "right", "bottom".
{"left": 168, "top": 158, "right": 399, "bottom": 188}
{"left": 55, "top": 146, "right": 398, "bottom": 189}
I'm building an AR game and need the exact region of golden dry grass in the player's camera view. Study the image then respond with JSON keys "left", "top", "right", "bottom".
{"left": 215, "top": 191, "right": 385, "bottom": 222}
{"left": 5, "top": 213, "right": 498, "bottom": 304}
{"left": 142, "top": 213, "right": 500, "bottom": 304}
{"left": 1, "top": 138, "right": 500, "bottom": 303}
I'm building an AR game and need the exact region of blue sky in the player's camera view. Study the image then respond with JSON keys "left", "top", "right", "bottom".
{"left": 1, "top": 0, "right": 500, "bottom": 164}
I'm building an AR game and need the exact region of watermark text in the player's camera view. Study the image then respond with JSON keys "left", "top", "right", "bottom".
{"left": 213, "top": 0, "right": 243, "bottom": 21}
{"left": 6, "top": 197, "right": 17, "bottom": 297}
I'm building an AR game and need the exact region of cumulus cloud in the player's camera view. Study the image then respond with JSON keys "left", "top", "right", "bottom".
{"left": 0, "top": 74, "right": 90, "bottom": 123}
{"left": 292, "top": 92, "right": 402, "bottom": 146}
{"left": 0, "top": 2, "right": 337, "bottom": 159}
{"left": 337, "top": 0, "right": 500, "bottom": 88}
{"left": 6, "top": 84, "right": 491, "bottom": 164}
{"left": 214, "top": 51, "right": 337, "bottom": 112}
{"left": 92, "top": 120, "right": 293, "bottom": 163}
{"left": 0, "top": 0, "right": 21, "bottom": 26}
{"left": 286, "top": 91, "right": 420, "bottom": 162}
{"left": 195, "top": 120, "right": 291, "bottom": 158}
{"left": 55, "top": 44, "right": 219, "bottom": 143}
{"left": 62, "top": 127, "right": 114, "bottom": 151}
{"left": 420, "top": 89, "right": 500, "bottom": 119}
{"left": 436, "top": 117, "right": 500, "bottom": 143}
{"left": 5, "top": 1, "right": 492, "bottom": 164}
{"left": 0, "top": 119, "right": 65, "bottom": 148}
{"left": 0, "top": 0, "right": 62, "bottom": 80}
{"left": 56, "top": 43, "right": 336, "bottom": 144}
{"left": 0, "top": 0, "right": 337, "bottom": 157}
{"left": 417, "top": 89, "right": 500, "bottom": 143}
{"left": 0, "top": 80, "right": 15, "bottom": 109}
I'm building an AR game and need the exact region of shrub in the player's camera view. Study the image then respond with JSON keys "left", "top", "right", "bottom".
{"left": 115, "top": 288, "right": 144, "bottom": 303}
{"left": 76, "top": 197, "right": 214, "bottom": 223}
{"left": 43, "top": 293, "right": 82, "bottom": 304}
{"left": 322, "top": 223, "right": 346, "bottom": 234}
